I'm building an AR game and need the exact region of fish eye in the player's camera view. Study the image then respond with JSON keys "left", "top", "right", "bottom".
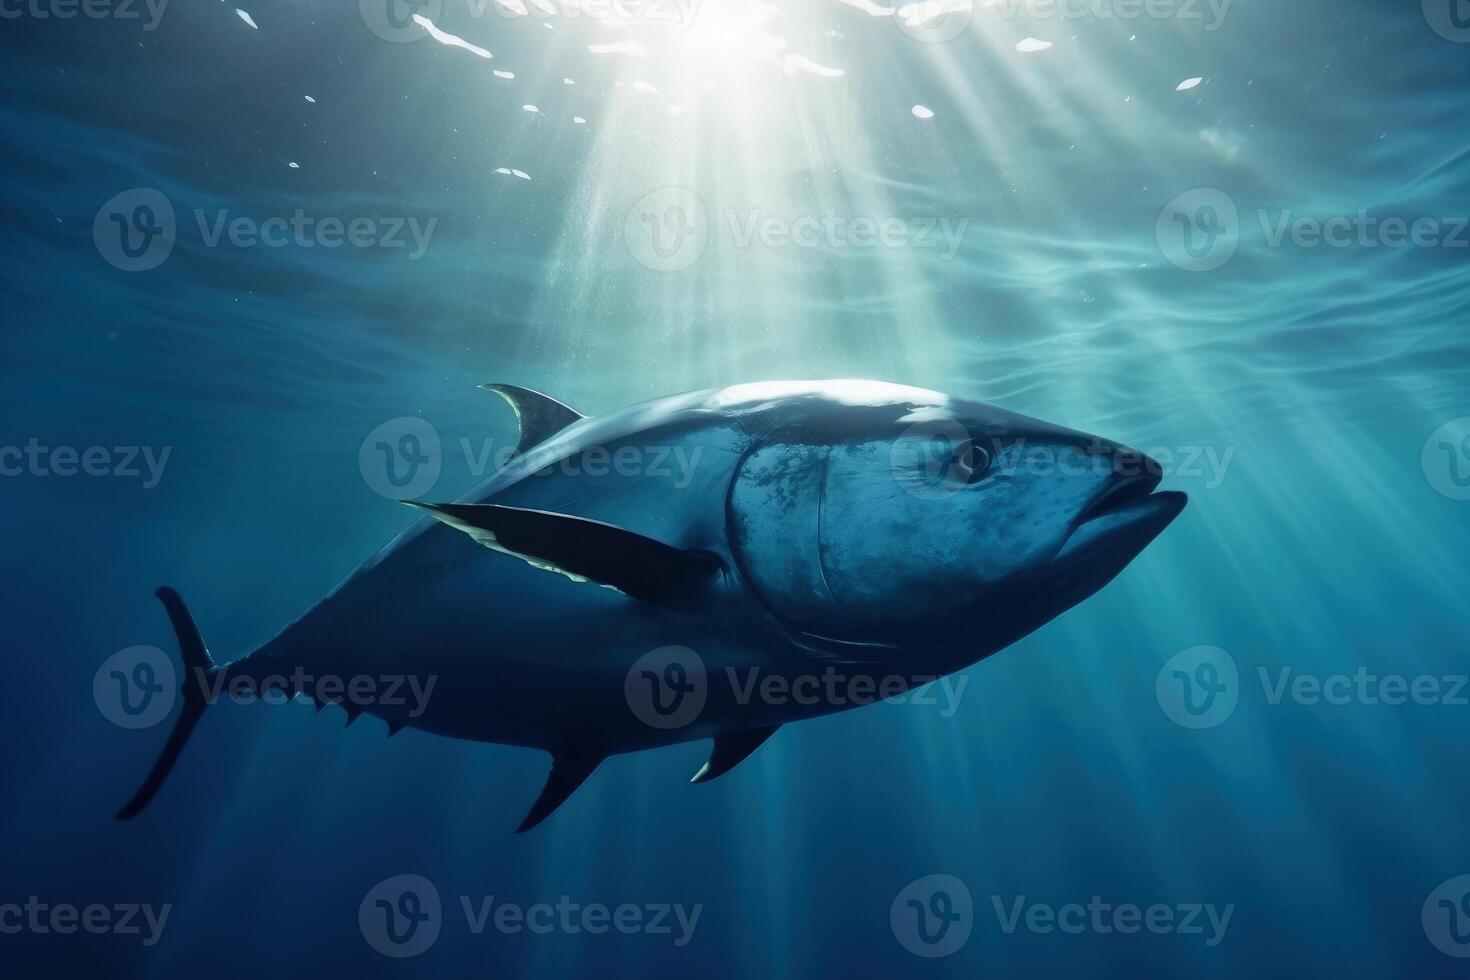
{"left": 950, "top": 440, "right": 992, "bottom": 485}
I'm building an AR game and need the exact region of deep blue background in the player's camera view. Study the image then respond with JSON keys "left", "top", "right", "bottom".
{"left": 4, "top": 0, "right": 1470, "bottom": 975}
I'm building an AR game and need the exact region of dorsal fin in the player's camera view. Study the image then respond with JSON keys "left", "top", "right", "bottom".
{"left": 402, "top": 502, "right": 723, "bottom": 604}
{"left": 517, "top": 750, "right": 603, "bottom": 833}
{"left": 480, "top": 383, "right": 584, "bottom": 456}
{"left": 691, "top": 726, "right": 780, "bottom": 784}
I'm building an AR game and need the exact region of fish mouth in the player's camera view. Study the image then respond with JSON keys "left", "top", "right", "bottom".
{"left": 1053, "top": 472, "right": 1187, "bottom": 573}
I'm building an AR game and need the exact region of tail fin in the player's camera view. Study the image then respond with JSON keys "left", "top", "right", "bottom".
{"left": 115, "top": 587, "right": 215, "bottom": 821}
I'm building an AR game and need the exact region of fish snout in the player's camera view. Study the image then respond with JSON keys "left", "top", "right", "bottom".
{"left": 1055, "top": 439, "right": 1186, "bottom": 570}
{"left": 1076, "top": 443, "right": 1166, "bottom": 523}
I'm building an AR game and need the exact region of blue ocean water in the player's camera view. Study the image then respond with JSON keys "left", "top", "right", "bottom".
{"left": 4, "top": 0, "right": 1470, "bottom": 975}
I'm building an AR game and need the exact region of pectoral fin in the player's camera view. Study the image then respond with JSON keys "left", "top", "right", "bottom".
{"left": 481, "top": 383, "right": 584, "bottom": 456}
{"left": 691, "top": 726, "right": 780, "bottom": 784}
{"left": 404, "top": 502, "right": 722, "bottom": 603}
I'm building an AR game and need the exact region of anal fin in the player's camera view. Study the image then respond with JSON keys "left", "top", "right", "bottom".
{"left": 517, "top": 750, "right": 603, "bottom": 833}
{"left": 691, "top": 726, "right": 780, "bottom": 784}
